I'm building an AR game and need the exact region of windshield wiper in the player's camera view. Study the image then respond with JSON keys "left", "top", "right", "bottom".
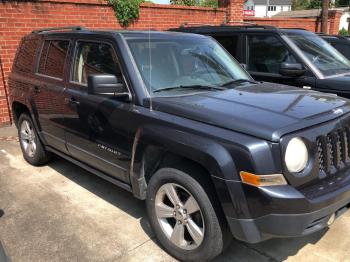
{"left": 153, "top": 85, "right": 225, "bottom": 93}
{"left": 220, "top": 79, "right": 258, "bottom": 87}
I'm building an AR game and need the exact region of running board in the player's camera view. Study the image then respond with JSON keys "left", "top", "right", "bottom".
{"left": 46, "top": 146, "right": 132, "bottom": 193}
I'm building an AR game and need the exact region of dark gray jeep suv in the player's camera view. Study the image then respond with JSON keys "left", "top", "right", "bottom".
{"left": 9, "top": 26, "right": 350, "bottom": 261}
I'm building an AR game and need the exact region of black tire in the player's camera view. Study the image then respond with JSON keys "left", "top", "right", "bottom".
{"left": 18, "top": 113, "right": 51, "bottom": 166}
{"left": 146, "top": 167, "right": 227, "bottom": 262}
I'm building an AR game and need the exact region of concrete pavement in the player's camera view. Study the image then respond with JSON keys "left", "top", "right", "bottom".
{"left": 0, "top": 125, "right": 350, "bottom": 262}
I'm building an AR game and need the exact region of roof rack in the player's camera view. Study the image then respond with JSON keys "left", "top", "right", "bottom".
{"left": 180, "top": 22, "right": 217, "bottom": 28}
{"left": 32, "top": 26, "right": 87, "bottom": 34}
{"left": 179, "top": 23, "right": 277, "bottom": 30}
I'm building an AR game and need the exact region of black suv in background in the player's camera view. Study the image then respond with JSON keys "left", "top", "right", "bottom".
{"left": 173, "top": 25, "right": 350, "bottom": 98}
{"left": 318, "top": 33, "right": 350, "bottom": 60}
{"left": 9, "top": 27, "right": 350, "bottom": 261}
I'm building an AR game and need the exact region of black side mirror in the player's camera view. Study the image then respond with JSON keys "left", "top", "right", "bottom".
{"left": 0, "top": 209, "right": 3, "bottom": 218}
{"left": 87, "top": 74, "right": 131, "bottom": 101}
{"left": 280, "top": 63, "right": 306, "bottom": 77}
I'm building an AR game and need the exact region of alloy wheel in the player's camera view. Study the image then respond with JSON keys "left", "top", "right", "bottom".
{"left": 155, "top": 183, "right": 205, "bottom": 250}
{"left": 20, "top": 120, "right": 36, "bottom": 158}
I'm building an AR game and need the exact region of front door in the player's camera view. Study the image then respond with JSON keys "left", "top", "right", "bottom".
{"left": 63, "top": 40, "right": 134, "bottom": 183}
{"left": 34, "top": 39, "right": 70, "bottom": 154}
{"left": 244, "top": 33, "right": 316, "bottom": 89}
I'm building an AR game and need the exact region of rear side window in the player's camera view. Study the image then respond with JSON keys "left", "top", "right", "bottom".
{"left": 71, "top": 41, "right": 122, "bottom": 85}
{"left": 215, "top": 35, "right": 239, "bottom": 58}
{"left": 247, "top": 34, "right": 297, "bottom": 74}
{"left": 332, "top": 43, "right": 350, "bottom": 59}
{"left": 14, "top": 39, "right": 40, "bottom": 74}
{"left": 38, "top": 40, "right": 69, "bottom": 79}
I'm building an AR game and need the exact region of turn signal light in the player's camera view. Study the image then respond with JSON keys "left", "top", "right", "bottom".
{"left": 240, "top": 172, "right": 288, "bottom": 187}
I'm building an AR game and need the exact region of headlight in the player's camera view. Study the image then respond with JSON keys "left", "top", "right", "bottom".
{"left": 285, "top": 137, "right": 308, "bottom": 173}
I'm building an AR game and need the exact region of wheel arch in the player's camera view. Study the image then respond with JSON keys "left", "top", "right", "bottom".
{"left": 12, "top": 101, "right": 30, "bottom": 127}
{"left": 129, "top": 126, "right": 238, "bottom": 200}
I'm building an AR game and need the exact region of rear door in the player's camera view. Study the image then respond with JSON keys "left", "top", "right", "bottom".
{"left": 243, "top": 33, "right": 316, "bottom": 88}
{"left": 63, "top": 38, "right": 134, "bottom": 182}
{"left": 33, "top": 38, "right": 70, "bottom": 154}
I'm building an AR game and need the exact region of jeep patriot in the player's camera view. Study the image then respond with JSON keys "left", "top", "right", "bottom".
{"left": 9, "top": 26, "right": 350, "bottom": 261}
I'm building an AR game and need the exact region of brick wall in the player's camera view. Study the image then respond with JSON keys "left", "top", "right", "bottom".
{"left": 244, "top": 10, "right": 342, "bottom": 35}
{"left": 244, "top": 17, "right": 320, "bottom": 32}
{"left": 0, "top": 0, "right": 233, "bottom": 127}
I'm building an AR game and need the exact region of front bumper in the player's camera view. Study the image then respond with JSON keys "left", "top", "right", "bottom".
{"left": 227, "top": 195, "right": 350, "bottom": 243}
{"left": 213, "top": 171, "right": 350, "bottom": 243}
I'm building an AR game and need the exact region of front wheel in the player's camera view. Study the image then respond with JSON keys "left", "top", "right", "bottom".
{"left": 146, "top": 168, "right": 227, "bottom": 261}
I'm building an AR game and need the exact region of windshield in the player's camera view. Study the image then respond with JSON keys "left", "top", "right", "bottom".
{"left": 286, "top": 32, "right": 350, "bottom": 76}
{"left": 127, "top": 37, "right": 252, "bottom": 96}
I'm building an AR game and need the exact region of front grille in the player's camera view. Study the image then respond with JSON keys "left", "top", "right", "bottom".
{"left": 316, "top": 127, "right": 350, "bottom": 176}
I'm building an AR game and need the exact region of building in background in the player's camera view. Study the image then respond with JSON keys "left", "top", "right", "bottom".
{"left": 244, "top": 0, "right": 292, "bottom": 17}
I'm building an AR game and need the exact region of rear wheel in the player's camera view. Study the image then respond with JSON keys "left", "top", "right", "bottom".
{"left": 146, "top": 168, "right": 226, "bottom": 261}
{"left": 18, "top": 113, "right": 51, "bottom": 166}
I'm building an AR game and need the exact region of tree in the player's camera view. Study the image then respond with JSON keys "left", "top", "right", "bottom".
{"left": 292, "top": 0, "right": 349, "bottom": 9}
{"left": 321, "top": 0, "right": 329, "bottom": 33}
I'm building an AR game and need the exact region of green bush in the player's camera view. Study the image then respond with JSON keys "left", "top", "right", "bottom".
{"left": 108, "top": 0, "right": 144, "bottom": 27}
{"left": 339, "top": 27, "right": 348, "bottom": 36}
{"left": 170, "top": 0, "right": 218, "bottom": 8}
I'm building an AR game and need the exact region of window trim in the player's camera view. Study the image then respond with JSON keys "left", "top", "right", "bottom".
{"left": 68, "top": 39, "right": 132, "bottom": 97}
{"left": 35, "top": 38, "right": 71, "bottom": 81}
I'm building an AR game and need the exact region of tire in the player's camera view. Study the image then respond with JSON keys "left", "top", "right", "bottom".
{"left": 146, "top": 167, "right": 227, "bottom": 262}
{"left": 18, "top": 113, "right": 51, "bottom": 166}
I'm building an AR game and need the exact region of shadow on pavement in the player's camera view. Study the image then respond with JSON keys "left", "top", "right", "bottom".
{"left": 48, "top": 155, "right": 327, "bottom": 262}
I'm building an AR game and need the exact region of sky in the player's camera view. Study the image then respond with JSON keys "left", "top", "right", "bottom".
{"left": 153, "top": 0, "right": 170, "bottom": 4}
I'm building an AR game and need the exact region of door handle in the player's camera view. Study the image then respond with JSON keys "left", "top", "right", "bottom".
{"left": 34, "top": 86, "right": 40, "bottom": 94}
{"left": 68, "top": 97, "right": 80, "bottom": 106}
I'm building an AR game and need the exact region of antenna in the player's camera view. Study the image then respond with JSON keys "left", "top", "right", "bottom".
{"left": 148, "top": 10, "right": 153, "bottom": 111}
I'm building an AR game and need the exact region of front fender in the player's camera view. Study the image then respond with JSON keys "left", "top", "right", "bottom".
{"left": 134, "top": 125, "right": 238, "bottom": 181}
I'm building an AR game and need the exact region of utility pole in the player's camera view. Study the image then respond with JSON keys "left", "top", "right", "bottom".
{"left": 321, "top": 0, "right": 329, "bottom": 33}
{"left": 266, "top": 0, "right": 269, "bottom": 17}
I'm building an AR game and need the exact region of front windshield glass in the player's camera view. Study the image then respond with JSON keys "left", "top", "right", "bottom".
{"left": 287, "top": 32, "right": 350, "bottom": 76}
{"left": 127, "top": 37, "right": 252, "bottom": 96}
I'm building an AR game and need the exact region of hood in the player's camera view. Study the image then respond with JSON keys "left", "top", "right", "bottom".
{"left": 318, "top": 74, "right": 350, "bottom": 93}
{"left": 150, "top": 82, "right": 350, "bottom": 142}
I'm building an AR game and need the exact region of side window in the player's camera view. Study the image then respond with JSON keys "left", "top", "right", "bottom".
{"left": 333, "top": 43, "right": 350, "bottom": 59}
{"left": 38, "top": 40, "right": 69, "bottom": 79}
{"left": 215, "top": 35, "right": 239, "bottom": 58}
{"left": 72, "top": 41, "right": 122, "bottom": 86}
{"left": 14, "top": 39, "right": 40, "bottom": 74}
{"left": 247, "top": 35, "right": 297, "bottom": 74}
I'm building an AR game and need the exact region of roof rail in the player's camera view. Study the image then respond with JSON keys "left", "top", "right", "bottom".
{"left": 281, "top": 27, "right": 307, "bottom": 30}
{"left": 32, "top": 26, "right": 87, "bottom": 34}
{"left": 179, "top": 23, "right": 277, "bottom": 30}
{"left": 180, "top": 22, "right": 217, "bottom": 28}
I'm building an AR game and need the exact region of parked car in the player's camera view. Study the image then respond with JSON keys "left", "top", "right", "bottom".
{"left": 318, "top": 33, "right": 350, "bottom": 60}
{"left": 172, "top": 25, "right": 350, "bottom": 98}
{"left": 9, "top": 26, "right": 350, "bottom": 261}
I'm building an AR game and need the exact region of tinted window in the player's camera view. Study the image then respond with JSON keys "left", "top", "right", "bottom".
{"left": 72, "top": 42, "right": 122, "bottom": 85}
{"left": 247, "top": 35, "right": 297, "bottom": 74}
{"left": 38, "top": 40, "right": 69, "bottom": 79}
{"left": 14, "top": 39, "right": 40, "bottom": 74}
{"left": 215, "top": 35, "right": 239, "bottom": 58}
{"left": 333, "top": 43, "right": 350, "bottom": 59}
